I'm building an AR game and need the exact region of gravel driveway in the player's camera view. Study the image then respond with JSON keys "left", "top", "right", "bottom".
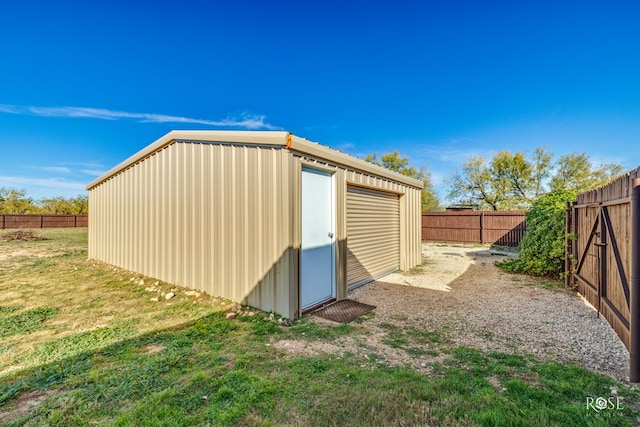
{"left": 277, "top": 243, "right": 630, "bottom": 381}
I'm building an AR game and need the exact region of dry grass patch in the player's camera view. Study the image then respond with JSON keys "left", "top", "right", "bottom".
{"left": 0, "top": 388, "right": 58, "bottom": 424}
{"left": 139, "top": 343, "right": 166, "bottom": 355}
{"left": 0, "top": 228, "right": 232, "bottom": 375}
{"left": 1, "top": 230, "right": 48, "bottom": 242}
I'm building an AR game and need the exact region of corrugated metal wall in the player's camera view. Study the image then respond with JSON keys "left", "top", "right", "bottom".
{"left": 341, "top": 165, "right": 422, "bottom": 272}
{"left": 290, "top": 152, "right": 422, "bottom": 300}
{"left": 346, "top": 186, "right": 400, "bottom": 288}
{"left": 89, "top": 141, "right": 298, "bottom": 318}
{"left": 89, "top": 134, "right": 422, "bottom": 318}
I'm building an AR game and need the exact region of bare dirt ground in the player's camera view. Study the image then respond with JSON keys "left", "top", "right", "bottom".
{"left": 0, "top": 231, "right": 54, "bottom": 262}
{"left": 275, "top": 243, "right": 630, "bottom": 381}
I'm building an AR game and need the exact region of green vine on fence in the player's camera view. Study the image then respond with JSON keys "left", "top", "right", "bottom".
{"left": 498, "top": 190, "right": 576, "bottom": 277}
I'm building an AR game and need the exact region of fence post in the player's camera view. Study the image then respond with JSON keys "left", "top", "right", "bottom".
{"left": 630, "top": 178, "right": 640, "bottom": 382}
{"left": 564, "top": 202, "right": 572, "bottom": 288}
{"left": 479, "top": 212, "right": 485, "bottom": 244}
{"left": 1, "top": 214, "right": 4, "bottom": 229}
{"left": 572, "top": 202, "right": 578, "bottom": 275}
{"left": 599, "top": 206, "right": 607, "bottom": 317}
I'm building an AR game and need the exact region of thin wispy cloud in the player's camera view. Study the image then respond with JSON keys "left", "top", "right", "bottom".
{"left": 0, "top": 104, "right": 20, "bottom": 114}
{"left": 0, "top": 175, "right": 86, "bottom": 191}
{"left": 80, "top": 169, "right": 107, "bottom": 177}
{"left": 34, "top": 165, "right": 106, "bottom": 176}
{"left": 333, "top": 142, "right": 355, "bottom": 152}
{"left": 419, "top": 138, "right": 494, "bottom": 164}
{"left": 40, "top": 166, "right": 72, "bottom": 174}
{"left": 0, "top": 104, "right": 281, "bottom": 130}
{"left": 422, "top": 148, "right": 477, "bottom": 163}
{"left": 62, "top": 162, "right": 106, "bottom": 169}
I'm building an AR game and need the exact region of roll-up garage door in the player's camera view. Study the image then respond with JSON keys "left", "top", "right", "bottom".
{"left": 346, "top": 185, "right": 400, "bottom": 288}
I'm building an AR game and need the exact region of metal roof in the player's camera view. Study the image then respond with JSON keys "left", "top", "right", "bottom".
{"left": 87, "top": 130, "right": 424, "bottom": 190}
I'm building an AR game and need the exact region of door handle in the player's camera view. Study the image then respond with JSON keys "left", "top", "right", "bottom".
{"left": 328, "top": 232, "right": 334, "bottom": 239}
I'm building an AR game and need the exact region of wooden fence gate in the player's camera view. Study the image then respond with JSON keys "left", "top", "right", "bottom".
{"left": 567, "top": 168, "right": 640, "bottom": 381}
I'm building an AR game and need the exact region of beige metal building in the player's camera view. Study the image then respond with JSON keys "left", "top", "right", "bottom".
{"left": 87, "top": 131, "right": 422, "bottom": 318}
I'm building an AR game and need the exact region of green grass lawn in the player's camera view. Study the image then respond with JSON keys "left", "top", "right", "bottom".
{"left": 1, "top": 228, "right": 639, "bottom": 426}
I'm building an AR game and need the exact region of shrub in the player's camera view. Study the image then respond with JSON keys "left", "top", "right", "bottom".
{"left": 499, "top": 190, "right": 576, "bottom": 277}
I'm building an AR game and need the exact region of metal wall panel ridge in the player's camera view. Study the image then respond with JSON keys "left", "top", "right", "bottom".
{"left": 294, "top": 153, "right": 422, "bottom": 288}
{"left": 88, "top": 141, "right": 295, "bottom": 318}
{"left": 346, "top": 185, "right": 400, "bottom": 287}
{"left": 89, "top": 132, "right": 423, "bottom": 318}
{"left": 292, "top": 155, "right": 422, "bottom": 294}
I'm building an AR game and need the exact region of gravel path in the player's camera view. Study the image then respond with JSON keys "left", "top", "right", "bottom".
{"left": 276, "top": 243, "right": 630, "bottom": 381}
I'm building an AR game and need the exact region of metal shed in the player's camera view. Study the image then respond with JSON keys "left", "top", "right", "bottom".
{"left": 87, "top": 131, "right": 422, "bottom": 319}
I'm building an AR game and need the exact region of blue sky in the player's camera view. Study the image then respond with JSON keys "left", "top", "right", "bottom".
{"left": 1, "top": 1, "right": 639, "bottom": 201}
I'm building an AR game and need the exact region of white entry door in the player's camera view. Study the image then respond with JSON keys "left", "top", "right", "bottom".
{"left": 300, "top": 166, "right": 335, "bottom": 309}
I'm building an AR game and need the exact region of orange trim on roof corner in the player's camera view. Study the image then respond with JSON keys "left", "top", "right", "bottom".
{"left": 286, "top": 133, "right": 292, "bottom": 149}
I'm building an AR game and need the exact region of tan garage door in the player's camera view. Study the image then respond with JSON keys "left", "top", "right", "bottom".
{"left": 347, "top": 185, "right": 400, "bottom": 288}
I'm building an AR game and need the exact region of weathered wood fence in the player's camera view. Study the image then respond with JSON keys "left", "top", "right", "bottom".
{"left": 566, "top": 166, "right": 640, "bottom": 381}
{"left": 422, "top": 210, "right": 527, "bottom": 246}
{"left": 0, "top": 214, "right": 88, "bottom": 229}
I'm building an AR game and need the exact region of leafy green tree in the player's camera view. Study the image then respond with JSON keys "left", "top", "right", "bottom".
{"left": 365, "top": 152, "right": 440, "bottom": 211}
{"left": 449, "top": 148, "right": 554, "bottom": 210}
{"left": 0, "top": 188, "right": 88, "bottom": 214}
{"left": 448, "top": 155, "right": 512, "bottom": 210}
{"left": 39, "top": 197, "right": 74, "bottom": 214}
{"left": 0, "top": 188, "right": 39, "bottom": 214}
{"left": 549, "top": 152, "right": 624, "bottom": 193}
{"left": 69, "top": 195, "right": 89, "bottom": 214}
{"left": 498, "top": 190, "right": 576, "bottom": 277}
{"left": 492, "top": 147, "right": 553, "bottom": 205}
{"left": 448, "top": 148, "right": 622, "bottom": 210}
{"left": 39, "top": 195, "right": 88, "bottom": 214}
{"left": 530, "top": 147, "right": 554, "bottom": 198}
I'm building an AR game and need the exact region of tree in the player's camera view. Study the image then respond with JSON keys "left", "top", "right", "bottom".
{"left": 448, "top": 147, "right": 622, "bottom": 210}
{"left": 364, "top": 152, "right": 440, "bottom": 211}
{"left": 69, "top": 195, "right": 89, "bottom": 214}
{"left": 0, "top": 188, "right": 39, "bottom": 214}
{"left": 448, "top": 156, "right": 509, "bottom": 210}
{"left": 39, "top": 195, "right": 88, "bottom": 214}
{"left": 39, "top": 197, "right": 74, "bottom": 214}
{"left": 550, "top": 152, "right": 624, "bottom": 193}
{"left": 0, "top": 188, "right": 89, "bottom": 214}
{"left": 492, "top": 147, "right": 553, "bottom": 205}
{"left": 448, "top": 148, "right": 554, "bottom": 210}
{"left": 529, "top": 147, "right": 554, "bottom": 199}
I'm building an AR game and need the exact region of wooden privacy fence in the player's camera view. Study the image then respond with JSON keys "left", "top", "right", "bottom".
{"left": 566, "top": 166, "right": 640, "bottom": 381}
{"left": 422, "top": 210, "right": 527, "bottom": 246}
{"left": 0, "top": 214, "right": 88, "bottom": 229}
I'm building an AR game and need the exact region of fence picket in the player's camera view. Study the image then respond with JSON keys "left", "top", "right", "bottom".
{"left": 422, "top": 210, "right": 526, "bottom": 246}
{"left": 568, "top": 166, "right": 640, "bottom": 382}
{"left": 0, "top": 214, "right": 88, "bottom": 229}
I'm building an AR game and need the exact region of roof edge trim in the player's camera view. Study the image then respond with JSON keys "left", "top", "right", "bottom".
{"left": 86, "top": 130, "right": 290, "bottom": 189}
{"left": 87, "top": 130, "right": 423, "bottom": 190}
{"left": 288, "top": 135, "right": 424, "bottom": 189}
